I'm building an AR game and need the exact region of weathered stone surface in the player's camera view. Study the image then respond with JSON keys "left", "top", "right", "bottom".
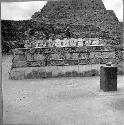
{"left": 100, "top": 66, "right": 117, "bottom": 91}
{"left": 12, "top": 61, "right": 28, "bottom": 68}
{"left": 32, "top": 0, "right": 121, "bottom": 45}
{"left": 28, "top": 61, "right": 45, "bottom": 67}
{"left": 9, "top": 64, "right": 105, "bottom": 80}
{"left": 12, "top": 47, "right": 116, "bottom": 68}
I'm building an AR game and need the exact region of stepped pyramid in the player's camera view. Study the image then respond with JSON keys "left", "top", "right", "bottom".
{"left": 32, "top": 0, "right": 121, "bottom": 45}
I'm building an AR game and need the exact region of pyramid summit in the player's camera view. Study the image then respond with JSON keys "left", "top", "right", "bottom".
{"left": 32, "top": 0, "right": 122, "bottom": 45}
{"left": 32, "top": 0, "right": 109, "bottom": 23}
{"left": 45, "top": 0, "right": 106, "bottom": 10}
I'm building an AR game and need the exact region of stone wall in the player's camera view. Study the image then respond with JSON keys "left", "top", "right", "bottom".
{"left": 9, "top": 46, "right": 124, "bottom": 79}
{"left": 9, "top": 64, "right": 103, "bottom": 80}
{"left": 12, "top": 47, "right": 115, "bottom": 68}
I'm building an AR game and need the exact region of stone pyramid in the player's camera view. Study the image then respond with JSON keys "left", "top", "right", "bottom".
{"left": 32, "top": 0, "right": 121, "bottom": 45}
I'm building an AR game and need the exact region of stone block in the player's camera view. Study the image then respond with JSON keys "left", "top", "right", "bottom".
{"left": 28, "top": 61, "right": 42, "bottom": 67}
{"left": 57, "top": 73, "right": 64, "bottom": 77}
{"left": 12, "top": 61, "right": 28, "bottom": 68}
{"left": 27, "top": 54, "right": 34, "bottom": 61}
{"left": 71, "top": 71, "right": 78, "bottom": 77}
{"left": 65, "top": 72, "right": 72, "bottom": 77}
{"left": 9, "top": 70, "right": 25, "bottom": 80}
{"left": 38, "top": 72, "right": 46, "bottom": 78}
{"left": 83, "top": 70, "right": 92, "bottom": 77}
{"left": 46, "top": 72, "right": 52, "bottom": 78}
{"left": 100, "top": 66, "right": 117, "bottom": 91}
{"left": 79, "top": 59, "right": 87, "bottom": 65}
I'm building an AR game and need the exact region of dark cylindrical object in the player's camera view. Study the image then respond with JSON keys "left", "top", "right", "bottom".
{"left": 100, "top": 66, "right": 117, "bottom": 92}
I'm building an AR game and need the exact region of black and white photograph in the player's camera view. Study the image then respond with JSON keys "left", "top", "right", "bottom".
{"left": 1, "top": 0, "right": 124, "bottom": 124}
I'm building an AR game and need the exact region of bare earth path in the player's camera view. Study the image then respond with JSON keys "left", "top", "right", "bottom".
{"left": 2, "top": 55, "right": 124, "bottom": 125}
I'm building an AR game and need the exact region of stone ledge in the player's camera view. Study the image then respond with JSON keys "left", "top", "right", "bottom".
{"left": 9, "top": 65, "right": 103, "bottom": 80}
{"left": 9, "top": 64, "right": 124, "bottom": 80}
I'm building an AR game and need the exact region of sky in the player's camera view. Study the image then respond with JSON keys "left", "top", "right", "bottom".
{"left": 1, "top": 0, "right": 123, "bottom": 21}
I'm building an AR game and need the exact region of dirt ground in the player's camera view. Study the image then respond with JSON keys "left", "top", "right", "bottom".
{"left": 2, "top": 55, "right": 124, "bottom": 125}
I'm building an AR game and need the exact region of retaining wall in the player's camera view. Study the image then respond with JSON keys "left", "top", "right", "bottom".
{"left": 9, "top": 64, "right": 105, "bottom": 80}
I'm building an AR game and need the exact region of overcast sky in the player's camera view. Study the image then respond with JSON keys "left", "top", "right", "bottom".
{"left": 1, "top": 0, "right": 123, "bottom": 21}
